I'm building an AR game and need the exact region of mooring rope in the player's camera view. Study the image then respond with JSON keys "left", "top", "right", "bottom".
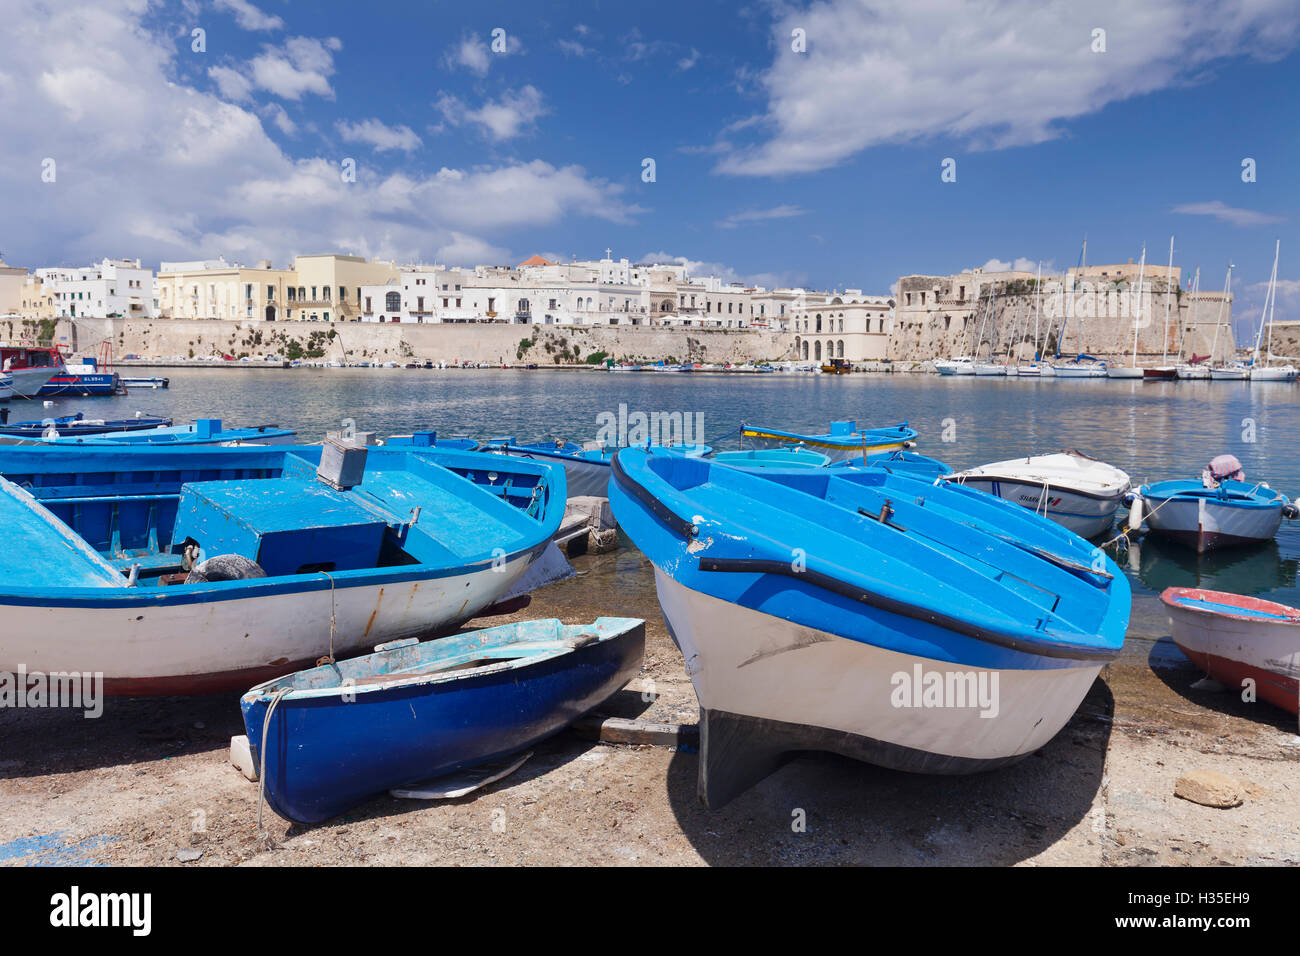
{"left": 257, "top": 687, "right": 291, "bottom": 834}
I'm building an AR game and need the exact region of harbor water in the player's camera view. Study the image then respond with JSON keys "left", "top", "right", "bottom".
{"left": 29, "top": 367, "right": 1300, "bottom": 658}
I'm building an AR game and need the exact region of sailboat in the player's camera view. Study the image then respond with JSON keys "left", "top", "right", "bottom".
{"left": 1249, "top": 240, "right": 1298, "bottom": 382}
{"left": 971, "top": 286, "right": 1008, "bottom": 375}
{"left": 1144, "top": 237, "right": 1179, "bottom": 379}
{"left": 1205, "top": 264, "right": 1250, "bottom": 380}
{"left": 1052, "top": 245, "right": 1107, "bottom": 377}
{"left": 1107, "top": 245, "right": 1146, "bottom": 378}
{"left": 1016, "top": 263, "right": 1047, "bottom": 375}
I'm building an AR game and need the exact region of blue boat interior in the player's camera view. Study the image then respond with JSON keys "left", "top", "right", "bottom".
{"left": 620, "top": 450, "right": 1126, "bottom": 654}
{"left": 0, "top": 445, "right": 560, "bottom": 592}
{"left": 244, "top": 617, "right": 642, "bottom": 697}
{"left": 1169, "top": 595, "right": 1296, "bottom": 620}
{"left": 1142, "top": 478, "right": 1286, "bottom": 508}
{"left": 712, "top": 448, "right": 831, "bottom": 469}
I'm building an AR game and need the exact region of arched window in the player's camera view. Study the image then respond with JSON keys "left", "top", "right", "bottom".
{"left": 837, "top": 340, "right": 844, "bottom": 358}
{"left": 801, "top": 340, "right": 809, "bottom": 360}
{"left": 385, "top": 291, "right": 401, "bottom": 312}
{"left": 815, "top": 313, "right": 823, "bottom": 332}
{"left": 814, "top": 341, "right": 822, "bottom": 361}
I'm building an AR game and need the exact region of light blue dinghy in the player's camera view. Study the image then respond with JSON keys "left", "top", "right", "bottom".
{"left": 482, "top": 437, "right": 711, "bottom": 499}
{"left": 1133, "top": 479, "right": 1298, "bottom": 553}
{"left": 37, "top": 417, "right": 295, "bottom": 446}
{"left": 610, "top": 450, "right": 1128, "bottom": 808}
{"left": 740, "top": 420, "right": 918, "bottom": 462}
{"left": 0, "top": 443, "right": 564, "bottom": 695}
{"left": 384, "top": 430, "right": 478, "bottom": 451}
{"left": 241, "top": 617, "right": 645, "bottom": 823}
{"left": 711, "top": 447, "right": 831, "bottom": 470}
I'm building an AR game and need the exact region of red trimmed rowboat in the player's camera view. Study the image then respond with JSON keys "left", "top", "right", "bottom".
{"left": 1161, "top": 587, "right": 1300, "bottom": 716}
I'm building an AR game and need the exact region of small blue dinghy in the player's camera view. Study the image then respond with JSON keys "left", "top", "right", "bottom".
{"left": 38, "top": 417, "right": 295, "bottom": 446}
{"left": 1134, "top": 478, "right": 1297, "bottom": 553}
{"left": 241, "top": 617, "right": 645, "bottom": 823}
{"left": 610, "top": 449, "right": 1128, "bottom": 808}
{"left": 0, "top": 411, "right": 171, "bottom": 440}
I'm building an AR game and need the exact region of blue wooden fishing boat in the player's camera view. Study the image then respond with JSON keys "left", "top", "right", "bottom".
{"left": 712, "top": 447, "right": 831, "bottom": 470}
{"left": 610, "top": 449, "right": 1128, "bottom": 807}
{"left": 241, "top": 617, "right": 645, "bottom": 823}
{"left": 0, "top": 443, "right": 565, "bottom": 694}
{"left": 0, "top": 411, "right": 172, "bottom": 441}
{"left": 36, "top": 358, "right": 122, "bottom": 397}
{"left": 740, "top": 420, "right": 917, "bottom": 462}
{"left": 39, "top": 417, "right": 295, "bottom": 445}
{"left": 483, "top": 437, "right": 711, "bottom": 499}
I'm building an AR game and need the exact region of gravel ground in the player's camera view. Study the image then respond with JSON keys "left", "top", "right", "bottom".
{"left": 2, "top": 545, "right": 1298, "bottom": 867}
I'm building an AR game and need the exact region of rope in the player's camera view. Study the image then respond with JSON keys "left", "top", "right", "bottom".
{"left": 257, "top": 687, "right": 290, "bottom": 834}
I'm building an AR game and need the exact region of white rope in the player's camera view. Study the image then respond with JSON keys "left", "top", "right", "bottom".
{"left": 257, "top": 687, "right": 290, "bottom": 834}
{"left": 318, "top": 571, "right": 337, "bottom": 665}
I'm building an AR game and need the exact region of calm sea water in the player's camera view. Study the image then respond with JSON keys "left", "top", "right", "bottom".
{"left": 25, "top": 367, "right": 1300, "bottom": 651}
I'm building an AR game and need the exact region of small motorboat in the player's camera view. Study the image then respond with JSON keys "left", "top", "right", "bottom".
{"left": 740, "top": 420, "right": 917, "bottom": 462}
{"left": 1135, "top": 480, "right": 1296, "bottom": 552}
{"left": 241, "top": 617, "right": 645, "bottom": 823}
{"left": 483, "top": 437, "right": 711, "bottom": 499}
{"left": 120, "top": 376, "right": 169, "bottom": 389}
{"left": 1133, "top": 454, "right": 1298, "bottom": 552}
{"left": 1161, "top": 587, "right": 1299, "bottom": 716}
{"left": 1142, "top": 366, "right": 1177, "bottom": 380}
{"left": 945, "top": 450, "right": 1131, "bottom": 539}
{"left": 610, "top": 449, "right": 1129, "bottom": 807}
{"left": 1051, "top": 358, "right": 1108, "bottom": 378}
{"left": 0, "top": 411, "right": 172, "bottom": 442}
{"left": 0, "top": 442, "right": 566, "bottom": 694}
{"left": 973, "top": 362, "right": 1008, "bottom": 376}
{"left": 1208, "top": 363, "right": 1250, "bottom": 381}
{"left": 935, "top": 356, "right": 977, "bottom": 376}
{"left": 36, "top": 358, "right": 123, "bottom": 396}
{"left": 712, "top": 448, "right": 830, "bottom": 470}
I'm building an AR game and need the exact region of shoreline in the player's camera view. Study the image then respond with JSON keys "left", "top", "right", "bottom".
{"left": 2, "top": 544, "right": 1296, "bottom": 867}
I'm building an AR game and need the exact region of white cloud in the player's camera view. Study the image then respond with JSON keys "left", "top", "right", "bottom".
{"left": 437, "top": 86, "right": 548, "bottom": 141}
{"left": 974, "top": 257, "right": 1043, "bottom": 273}
{"left": 263, "top": 103, "right": 296, "bottom": 135}
{"left": 720, "top": 0, "right": 1300, "bottom": 176}
{"left": 639, "top": 251, "right": 805, "bottom": 289}
{"left": 0, "top": 1, "right": 638, "bottom": 270}
{"left": 677, "top": 48, "right": 700, "bottom": 71}
{"left": 716, "top": 204, "right": 806, "bottom": 229}
{"left": 435, "top": 232, "right": 512, "bottom": 267}
{"left": 558, "top": 38, "right": 591, "bottom": 57}
{"left": 443, "top": 33, "right": 520, "bottom": 75}
{"left": 1172, "top": 200, "right": 1285, "bottom": 227}
{"left": 209, "top": 64, "right": 253, "bottom": 101}
{"left": 214, "top": 0, "right": 283, "bottom": 31}
{"left": 247, "top": 36, "right": 341, "bottom": 100}
{"left": 336, "top": 118, "right": 422, "bottom": 153}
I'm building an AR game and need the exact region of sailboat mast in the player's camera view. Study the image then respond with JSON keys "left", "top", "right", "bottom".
{"left": 1209, "top": 266, "right": 1231, "bottom": 364}
{"left": 1131, "top": 245, "right": 1146, "bottom": 366}
{"left": 1034, "top": 261, "right": 1042, "bottom": 361}
{"left": 1161, "top": 236, "right": 1174, "bottom": 365}
{"left": 1256, "top": 239, "right": 1280, "bottom": 365}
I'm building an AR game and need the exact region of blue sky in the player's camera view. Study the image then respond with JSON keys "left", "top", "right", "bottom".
{"left": 3, "top": 0, "right": 1298, "bottom": 335}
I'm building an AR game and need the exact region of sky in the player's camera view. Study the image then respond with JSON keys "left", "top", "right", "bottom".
{"left": 1, "top": 0, "right": 1298, "bottom": 340}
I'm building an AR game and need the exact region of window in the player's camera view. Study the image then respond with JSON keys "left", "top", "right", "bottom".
{"left": 365, "top": 296, "right": 372, "bottom": 312}
{"left": 385, "top": 291, "right": 401, "bottom": 311}
{"left": 267, "top": 286, "right": 275, "bottom": 301}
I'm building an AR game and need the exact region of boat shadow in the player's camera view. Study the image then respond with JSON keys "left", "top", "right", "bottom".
{"left": 661, "top": 679, "right": 1116, "bottom": 865}
{"left": 1145, "top": 636, "right": 1298, "bottom": 732}
{"left": 0, "top": 692, "right": 247, "bottom": 779}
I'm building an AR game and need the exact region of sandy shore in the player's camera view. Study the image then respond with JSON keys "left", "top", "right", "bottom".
{"left": 2, "top": 545, "right": 1297, "bottom": 867}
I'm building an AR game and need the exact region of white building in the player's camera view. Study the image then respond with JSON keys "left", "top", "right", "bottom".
{"left": 38, "top": 258, "right": 156, "bottom": 319}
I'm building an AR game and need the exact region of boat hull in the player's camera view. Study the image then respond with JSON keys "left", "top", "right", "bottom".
{"left": 5, "top": 366, "right": 62, "bottom": 397}
{"left": 490, "top": 448, "right": 611, "bottom": 498}
{"left": 953, "top": 476, "right": 1122, "bottom": 538}
{"left": 1143, "top": 495, "right": 1284, "bottom": 553}
{"left": 1250, "top": 366, "right": 1298, "bottom": 382}
{"left": 1052, "top": 365, "right": 1107, "bottom": 378}
{"left": 1105, "top": 367, "right": 1143, "bottom": 379}
{"left": 0, "top": 551, "right": 542, "bottom": 695}
{"left": 242, "top": 620, "right": 645, "bottom": 822}
{"left": 1163, "top": 588, "right": 1299, "bottom": 715}
{"left": 657, "top": 572, "right": 1103, "bottom": 807}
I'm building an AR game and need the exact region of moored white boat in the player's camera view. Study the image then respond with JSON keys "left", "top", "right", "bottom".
{"left": 1161, "top": 587, "right": 1299, "bottom": 716}
{"left": 972, "top": 362, "right": 1008, "bottom": 376}
{"left": 935, "top": 356, "right": 976, "bottom": 376}
{"left": 1250, "top": 364, "right": 1298, "bottom": 382}
{"left": 945, "top": 450, "right": 1131, "bottom": 538}
{"left": 1135, "top": 474, "right": 1296, "bottom": 553}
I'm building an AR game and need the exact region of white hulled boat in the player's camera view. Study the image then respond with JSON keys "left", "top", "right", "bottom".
{"left": 945, "top": 450, "right": 1132, "bottom": 539}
